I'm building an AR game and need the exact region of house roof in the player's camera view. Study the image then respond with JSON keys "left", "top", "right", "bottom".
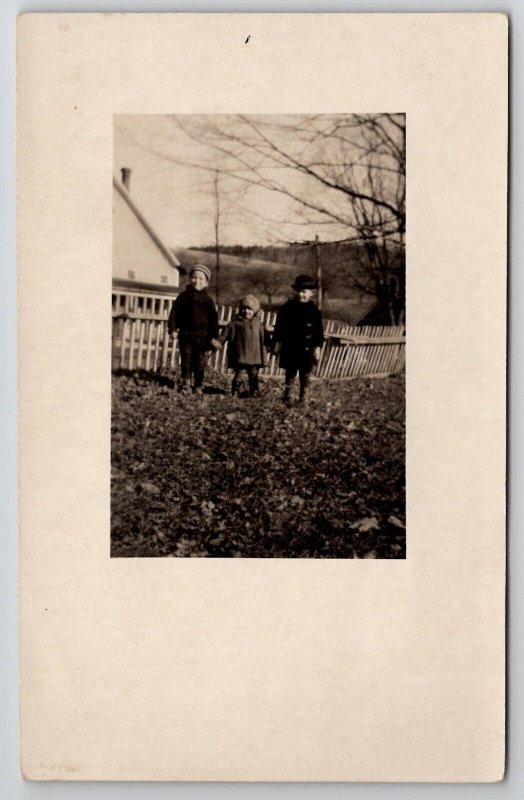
{"left": 112, "top": 277, "right": 178, "bottom": 295}
{"left": 113, "top": 176, "right": 182, "bottom": 272}
{"left": 352, "top": 298, "right": 380, "bottom": 325}
{"left": 321, "top": 295, "right": 379, "bottom": 327}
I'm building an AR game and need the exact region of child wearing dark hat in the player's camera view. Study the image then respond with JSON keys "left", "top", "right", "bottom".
{"left": 167, "top": 264, "right": 219, "bottom": 395}
{"left": 272, "top": 275, "right": 324, "bottom": 405}
{"left": 212, "top": 295, "right": 268, "bottom": 397}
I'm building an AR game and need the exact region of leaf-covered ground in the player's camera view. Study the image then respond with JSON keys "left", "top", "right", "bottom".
{"left": 111, "top": 370, "right": 405, "bottom": 558}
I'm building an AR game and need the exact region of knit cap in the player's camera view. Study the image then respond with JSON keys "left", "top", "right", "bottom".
{"left": 189, "top": 264, "right": 212, "bottom": 282}
{"left": 239, "top": 295, "right": 260, "bottom": 313}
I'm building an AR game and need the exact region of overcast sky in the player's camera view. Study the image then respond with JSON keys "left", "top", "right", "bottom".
{"left": 115, "top": 115, "right": 303, "bottom": 248}
{"left": 113, "top": 114, "right": 365, "bottom": 248}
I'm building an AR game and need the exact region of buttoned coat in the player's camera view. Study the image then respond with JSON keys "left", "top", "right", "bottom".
{"left": 273, "top": 298, "right": 324, "bottom": 370}
{"left": 222, "top": 313, "right": 268, "bottom": 370}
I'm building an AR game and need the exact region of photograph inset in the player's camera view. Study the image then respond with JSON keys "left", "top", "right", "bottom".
{"left": 111, "top": 114, "right": 405, "bottom": 558}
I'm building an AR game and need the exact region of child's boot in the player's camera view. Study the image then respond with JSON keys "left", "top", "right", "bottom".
{"left": 298, "top": 375, "right": 309, "bottom": 404}
{"left": 283, "top": 384, "right": 292, "bottom": 406}
{"left": 178, "top": 379, "right": 192, "bottom": 395}
{"left": 248, "top": 371, "right": 260, "bottom": 397}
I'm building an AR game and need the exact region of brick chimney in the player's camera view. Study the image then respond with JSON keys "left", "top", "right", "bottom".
{"left": 121, "top": 167, "right": 131, "bottom": 191}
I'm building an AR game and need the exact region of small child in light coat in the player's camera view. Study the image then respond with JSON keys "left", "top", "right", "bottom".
{"left": 212, "top": 295, "right": 268, "bottom": 397}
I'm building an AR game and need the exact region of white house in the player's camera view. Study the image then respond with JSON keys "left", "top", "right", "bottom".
{"left": 113, "top": 169, "right": 183, "bottom": 293}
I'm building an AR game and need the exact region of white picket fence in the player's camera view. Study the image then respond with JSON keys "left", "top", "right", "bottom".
{"left": 111, "top": 290, "right": 405, "bottom": 379}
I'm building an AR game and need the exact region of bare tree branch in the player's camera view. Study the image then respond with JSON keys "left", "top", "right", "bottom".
{"left": 122, "top": 113, "right": 406, "bottom": 323}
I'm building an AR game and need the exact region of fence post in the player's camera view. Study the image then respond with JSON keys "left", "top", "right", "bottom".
{"left": 111, "top": 290, "right": 405, "bottom": 380}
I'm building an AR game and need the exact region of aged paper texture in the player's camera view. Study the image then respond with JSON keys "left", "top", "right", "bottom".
{"left": 18, "top": 13, "right": 507, "bottom": 781}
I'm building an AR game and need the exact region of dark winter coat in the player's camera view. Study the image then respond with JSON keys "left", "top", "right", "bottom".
{"left": 222, "top": 312, "right": 268, "bottom": 369}
{"left": 273, "top": 298, "right": 324, "bottom": 370}
{"left": 167, "top": 286, "right": 219, "bottom": 347}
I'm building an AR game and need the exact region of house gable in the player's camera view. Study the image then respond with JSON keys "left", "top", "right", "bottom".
{"left": 113, "top": 177, "right": 181, "bottom": 290}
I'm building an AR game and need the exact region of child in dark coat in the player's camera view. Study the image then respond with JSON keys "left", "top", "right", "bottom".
{"left": 213, "top": 295, "right": 268, "bottom": 397}
{"left": 167, "top": 264, "right": 219, "bottom": 395}
{"left": 272, "top": 275, "right": 324, "bottom": 405}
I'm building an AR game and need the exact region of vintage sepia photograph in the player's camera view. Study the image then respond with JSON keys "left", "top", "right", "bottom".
{"left": 18, "top": 13, "right": 507, "bottom": 782}
{"left": 111, "top": 114, "right": 406, "bottom": 558}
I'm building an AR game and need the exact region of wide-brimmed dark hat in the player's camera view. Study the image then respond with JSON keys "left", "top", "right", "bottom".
{"left": 292, "top": 274, "right": 317, "bottom": 291}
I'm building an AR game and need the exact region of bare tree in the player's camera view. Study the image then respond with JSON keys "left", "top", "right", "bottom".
{"left": 245, "top": 268, "right": 287, "bottom": 306}
{"left": 184, "top": 165, "right": 248, "bottom": 305}
{"left": 170, "top": 114, "right": 405, "bottom": 323}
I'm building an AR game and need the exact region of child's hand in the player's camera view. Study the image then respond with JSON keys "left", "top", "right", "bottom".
{"left": 272, "top": 342, "right": 281, "bottom": 355}
{"left": 313, "top": 347, "right": 321, "bottom": 361}
{"left": 210, "top": 338, "right": 222, "bottom": 350}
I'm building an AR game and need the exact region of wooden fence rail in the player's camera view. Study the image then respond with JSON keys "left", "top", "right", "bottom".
{"left": 111, "top": 290, "right": 405, "bottom": 380}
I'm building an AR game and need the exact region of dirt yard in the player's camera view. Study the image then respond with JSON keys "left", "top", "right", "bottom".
{"left": 111, "top": 370, "right": 405, "bottom": 558}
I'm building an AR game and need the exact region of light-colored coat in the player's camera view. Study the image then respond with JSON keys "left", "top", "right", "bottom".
{"left": 222, "top": 313, "right": 268, "bottom": 369}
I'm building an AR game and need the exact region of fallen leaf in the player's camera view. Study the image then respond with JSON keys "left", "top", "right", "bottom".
{"left": 290, "top": 495, "right": 305, "bottom": 508}
{"left": 387, "top": 515, "right": 405, "bottom": 529}
{"left": 350, "top": 516, "right": 380, "bottom": 533}
{"left": 139, "top": 482, "right": 161, "bottom": 495}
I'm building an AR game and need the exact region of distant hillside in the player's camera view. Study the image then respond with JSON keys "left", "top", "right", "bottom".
{"left": 172, "top": 246, "right": 377, "bottom": 324}
{"left": 174, "top": 247, "right": 295, "bottom": 277}
{"left": 172, "top": 247, "right": 297, "bottom": 306}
